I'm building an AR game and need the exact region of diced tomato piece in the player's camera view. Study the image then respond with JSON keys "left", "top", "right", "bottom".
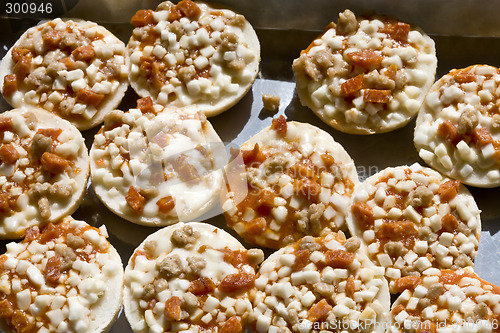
{"left": 59, "top": 57, "right": 75, "bottom": 70}
{"left": 24, "top": 227, "right": 40, "bottom": 242}
{"left": 363, "top": 89, "right": 392, "bottom": 103}
{"left": 0, "top": 143, "right": 20, "bottom": 164}
{"left": 165, "top": 296, "right": 182, "bottom": 321}
{"left": 137, "top": 96, "right": 155, "bottom": 114}
{"left": 42, "top": 30, "right": 62, "bottom": 49}
{"left": 40, "top": 223, "right": 62, "bottom": 243}
{"left": 256, "top": 189, "right": 275, "bottom": 216}
{"left": 41, "top": 152, "right": 69, "bottom": 174}
{"left": 219, "top": 273, "right": 255, "bottom": 293}
{"left": 441, "top": 213, "right": 459, "bottom": 233}
{"left": 438, "top": 180, "right": 461, "bottom": 202}
{"left": 345, "top": 277, "right": 355, "bottom": 299}
{"left": 176, "top": 0, "right": 201, "bottom": 19}
{"left": 0, "top": 192, "right": 11, "bottom": 214}
{"left": 2, "top": 74, "right": 18, "bottom": 96}
{"left": 453, "top": 70, "right": 476, "bottom": 84}
{"left": 220, "top": 317, "right": 242, "bottom": 333}
{"left": 0, "top": 299, "right": 13, "bottom": 318}
{"left": 11, "top": 48, "right": 30, "bottom": 63}
{"left": 437, "top": 120, "right": 460, "bottom": 145}
{"left": 325, "top": 249, "right": 354, "bottom": 268}
{"left": 346, "top": 49, "right": 383, "bottom": 69}
{"left": 45, "top": 254, "right": 61, "bottom": 284}
{"left": 382, "top": 22, "right": 410, "bottom": 43}
{"left": 307, "top": 299, "right": 332, "bottom": 322}
{"left": 13, "top": 53, "right": 32, "bottom": 79}
{"left": 151, "top": 61, "right": 166, "bottom": 89}
{"left": 245, "top": 217, "right": 267, "bottom": 236}
{"left": 341, "top": 74, "right": 364, "bottom": 96}
{"left": 0, "top": 117, "right": 12, "bottom": 131}
{"left": 157, "top": 196, "right": 175, "bottom": 214}
{"left": 321, "top": 153, "right": 335, "bottom": 168}
{"left": 72, "top": 45, "right": 95, "bottom": 62}
{"left": 168, "top": 7, "right": 184, "bottom": 21}
{"left": 241, "top": 143, "right": 266, "bottom": 165}
{"left": 188, "top": 276, "right": 216, "bottom": 295}
{"left": 131, "top": 9, "right": 156, "bottom": 27}
{"left": 76, "top": 88, "right": 105, "bottom": 107}
{"left": 36, "top": 128, "right": 62, "bottom": 140}
{"left": 376, "top": 220, "right": 417, "bottom": 242}
{"left": 271, "top": 115, "right": 287, "bottom": 136}
{"left": 11, "top": 310, "right": 35, "bottom": 332}
{"left": 351, "top": 202, "right": 374, "bottom": 228}
{"left": 126, "top": 186, "right": 146, "bottom": 214}
{"left": 471, "top": 127, "right": 493, "bottom": 147}
{"left": 292, "top": 249, "right": 310, "bottom": 271}
{"left": 393, "top": 275, "right": 421, "bottom": 293}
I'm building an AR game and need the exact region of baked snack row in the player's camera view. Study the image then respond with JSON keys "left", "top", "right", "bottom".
{"left": 1, "top": 218, "right": 498, "bottom": 333}
{"left": 0, "top": 0, "right": 260, "bottom": 130}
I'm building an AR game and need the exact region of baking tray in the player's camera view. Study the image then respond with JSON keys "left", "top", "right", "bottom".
{"left": 1, "top": 1, "right": 500, "bottom": 332}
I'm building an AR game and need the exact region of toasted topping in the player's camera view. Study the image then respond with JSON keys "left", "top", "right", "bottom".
{"left": 262, "top": 94, "right": 281, "bottom": 112}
